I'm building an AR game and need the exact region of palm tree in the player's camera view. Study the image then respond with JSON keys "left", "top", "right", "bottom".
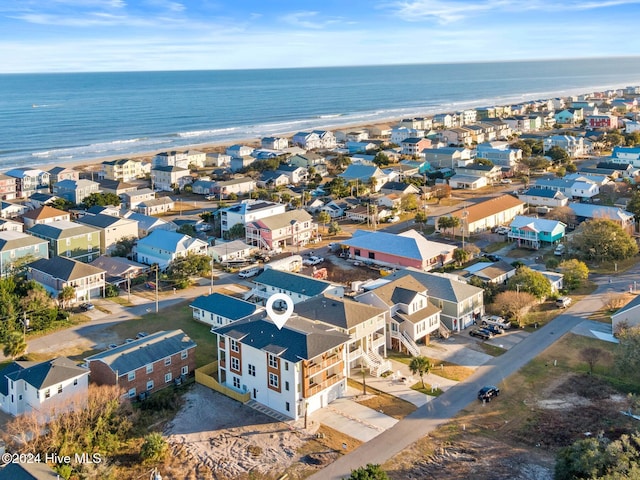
{"left": 409, "top": 356, "right": 431, "bottom": 389}
{"left": 59, "top": 285, "right": 76, "bottom": 309}
{"left": 3, "top": 331, "right": 27, "bottom": 359}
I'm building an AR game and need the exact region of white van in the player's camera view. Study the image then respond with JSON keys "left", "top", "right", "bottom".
{"left": 556, "top": 296, "right": 571, "bottom": 308}
{"left": 238, "top": 266, "right": 261, "bottom": 278}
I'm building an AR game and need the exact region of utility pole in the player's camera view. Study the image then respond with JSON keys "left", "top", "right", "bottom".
{"left": 155, "top": 265, "right": 159, "bottom": 313}
{"left": 127, "top": 273, "right": 131, "bottom": 303}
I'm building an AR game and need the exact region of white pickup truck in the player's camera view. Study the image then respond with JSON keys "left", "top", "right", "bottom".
{"left": 481, "top": 315, "right": 512, "bottom": 330}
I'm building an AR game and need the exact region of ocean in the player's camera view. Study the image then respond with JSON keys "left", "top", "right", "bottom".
{"left": 2, "top": 57, "right": 640, "bottom": 171}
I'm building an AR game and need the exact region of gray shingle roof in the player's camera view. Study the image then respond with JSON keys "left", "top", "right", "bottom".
{"left": 253, "top": 269, "right": 334, "bottom": 297}
{"left": 28, "top": 256, "right": 105, "bottom": 281}
{"left": 77, "top": 213, "right": 133, "bottom": 229}
{"left": 28, "top": 220, "right": 98, "bottom": 239}
{"left": 386, "top": 268, "right": 483, "bottom": 303}
{"left": 3, "top": 357, "right": 87, "bottom": 391}
{"left": 294, "top": 295, "right": 385, "bottom": 329}
{"left": 0, "top": 461, "right": 60, "bottom": 479}
{"left": 214, "top": 315, "right": 350, "bottom": 362}
{"left": 85, "top": 330, "right": 196, "bottom": 375}
{"left": 0, "top": 231, "right": 47, "bottom": 251}
{"left": 190, "top": 293, "right": 259, "bottom": 321}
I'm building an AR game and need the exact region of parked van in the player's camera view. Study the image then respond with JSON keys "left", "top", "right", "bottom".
{"left": 554, "top": 244, "right": 565, "bottom": 256}
{"left": 556, "top": 296, "right": 572, "bottom": 308}
{"left": 238, "top": 265, "right": 261, "bottom": 278}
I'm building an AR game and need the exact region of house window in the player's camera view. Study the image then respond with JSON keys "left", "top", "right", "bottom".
{"left": 147, "top": 380, "right": 154, "bottom": 391}
{"left": 284, "top": 361, "right": 289, "bottom": 371}
{"left": 354, "top": 249, "right": 361, "bottom": 256}
{"left": 248, "top": 364, "right": 256, "bottom": 376}
{"left": 165, "top": 373, "right": 172, "bottom": 383}
{"left": 233, "top": 377, "right": 241, "bottom": 389}
{"left": 285, "top": 381, "right": 290, "bottom": 391}
{"left": 268, "top": 354, "right": 278, "bottom": 369}
{"left": 128, "top": 372, "right": 135, "bottom": 381}
{"left": 57, "top": 384, "right": 63, "bottom": 394}
{"left": 146, "top": 364, "right": 153, "bottom": 374}
{"left": 286, "top": 402, "right": 290, "bottom": 412}
{"left": 128, "top": 388, "right": 136, "bottom": 398}
{"left": 269, "top": 373, "right": 279, "bottom": 388}
{"left": 231, "top": 357, "right": 240, "bottom": 371}
{"left": 368, "top": 252, "right": 375, "bottom": 260}
{"left": 164, "top": 357, "right": 171, "bottom": 366}
{"left": 181, "top": 366, "right": 188, "bottom": 376}
{"left": 230, "top": 339, "right": 239, "bottom": 352}
{"left": 181, "top": 351, "right": 188, "bottom": 360}
{"left": 45, "top": 389, "right": 50, "bottom": 399}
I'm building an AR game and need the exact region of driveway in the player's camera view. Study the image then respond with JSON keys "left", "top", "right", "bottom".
{"left": 421, "top": 334, "right": 493, "bottom": 368}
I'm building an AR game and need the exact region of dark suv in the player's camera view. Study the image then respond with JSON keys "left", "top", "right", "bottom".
{"left": 478, "top": 385, "right": 500, "bottom": 401}
{"left": 483, "top": 324, "right": 503, "bottom": 335}
{"left": 469, "top": 329, "right": 492, "bottom": 340}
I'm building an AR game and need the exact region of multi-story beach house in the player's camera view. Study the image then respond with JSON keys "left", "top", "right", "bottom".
{"left": 48, "top": 166, "right": 79, "bottom": 191}
{"left": 212, "top": 178, "right": 257, "bottom": 199}
{"left": 292, "top": 131, "right": 322, "bottom": 150}
{"left": 400, "top": 137, "right": 432, "bottom": 156}
{"left": 507, "top": 216, "right": 566, "bottom": 250}
{"left": 101, "top": 158, "right": 148, "bottom": 182}
{"left": 225, "top": 144, "right": 255, "bottom": 159}
{"left": 5, "top": 168, "right": 50, "bottom": 198}
{"left": 21, "top": 205, "right": 70, "bottom": 229}
{"left": 422, "top": 147, "right": 473, "bottom": 169}
{"left": 247, "top": 269, "right": 344, "bottom": 305}
{"left": 206, "top": 152, "right": 232, "bottom": 167}
{"left": 543, "top": 135, "right": 590, "bottom": 158}
{"left": 122, "top": 188, "right": 156, "bottom": 209}
{"left": 0, "top": 231, "right": 49, "bottom": 277}
{"left": 85, "top": 330, "right": 196, "bottom": 400}
{"left": 133, "top": 230, "right": 208, "bottom": 269}
{"left": 245, "top": 209, "right": 317, "bottom": 251}
{"left": 0, "top": 174, "right": 17, "bottom": 200}
{"left": 532, "top": 177, "right": 599, "bottom": 200}
{"left": 153, "top": 150, "right": 205, "bottom": 169}
{"left": 28, "top": 256, "right": 106, "bottom": 302}
{"left": 219, "top": 200, "right": 287, "bottom": 236}
{"left": 151, "top": 165, "right": 192, "bottom": 192}
{"left": 135, "top": 197, "right": 175, "bottom": 216}
{"left": 261, "top": 137, "right": 289, "bottom": 150}
{"left": 611, "top": 146, "right": 640, "bottom": 168}
{"left": 76, "top": 214, "right": 139, "bottom": 255}
{"left": 214, "top": 314, "right": 350, "bottom": 420}
{"left": 476, "top": 142, "right": 522, "bottom": 168}
{"left": 28, "top": 220, "right": 102, "bottom": 263}
{"left": 390, "top": 127, "right": 425, "bottom": 144}
{"left": 53, "top": 179, "right": 101, "bottom": 204}
{"left": 517, "top": 187, "right": 569, "bottom": 208}
{"left": 0, "top": 357, "right": 88, "bottom": 418}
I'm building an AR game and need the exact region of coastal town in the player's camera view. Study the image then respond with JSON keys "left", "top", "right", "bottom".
{"left": 3, "top": 86, "right": 640, "bottom": 479}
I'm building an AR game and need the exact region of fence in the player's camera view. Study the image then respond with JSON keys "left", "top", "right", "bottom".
{"left": 195, "top": 361, "right": 251, "bottom": 403}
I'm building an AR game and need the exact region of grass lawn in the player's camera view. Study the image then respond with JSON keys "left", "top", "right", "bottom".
{"left": 476, "top": 343, "right": 507, "bottom": 356}
{"left": 411, "top": 382, "right": 443, "bottom": 396}
{"left": 483, "top": 241, "right": 508, "bottom": 253}
{"left": 102, "top": 302, "right": 217, "bottom": 367}
{"left": 387, "top": 351, "right": 475, "bottom": 382}
{"left": 588, "top": 256, "right": 639, "bottom": 275}
{"left": 347, "top": 378, "right": 417, "bottom": 419}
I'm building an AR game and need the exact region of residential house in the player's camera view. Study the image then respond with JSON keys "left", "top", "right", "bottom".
{"left": 153, "top": 150, "right": 205, "bottom": 169}
{"left": 0, "top": 174, "right": 17, "bottom": 200}
{"left": 213, "top": 178, "right": 257, "bottom": 199}
{"left": 97, "top": 179, "right": 138, "bottom": 198}
{"left": 400, "top": 137, "right": 432, "bottom": 155}
{"left": 0, "top": 357, "right": 88, "bottom": 418}
{"left": 355, "top": 276, "right": 441, "bottom": 356}
{"left": 28, "top": 220, "right": 101, "bottom": 263}
{"left": 341, "top": 229, "right": 456, "bottom": 271}
{"left": 5, "top": 168, "right": 50, "bottom": 198}
{"left": 21, "top": 205, "right": 70, "bottom": 229}
{"left": 261, "top": 136, "right": 289, "bottom": 150}
{"left": 28, "top": 256, "right": 106, "bottom": 302}
{"left": 276, "top": 164, "right": 308, "bottom": 184}
{"left": 101, "top": 158, "right": 147, "bottom": 182}
{"left": 391, "top": 127, "right": 425, "bottom": 144}
{"left": 206, "top": 152, "right": 232, "bottom": 167}
{"left": 568, "top": 202, "right": 635, "bottom": 234}
{"left": 371, "top": 193, "right": 402, "bottom": 211}
{"left": 384, "top": 268, "right": 485, "bottom": 332}
{"left": 564, "top": 173, "right": 611, "bottom": 188}
{"left": 85, "top": 330, "right": 196, "bottom": 400}
{"left": 554, "top": 108, "right": 584, "bottom": 124}
{"left": 230, "top": 156, "right": 256, "bottom": 172}
{"left": 25, "top": 192, "right": 58, "bottom": 209}
{"left": 345, "top": 141, "right": 377, "bottom": 154}
{"left": 388, "top": 162, "right": 420, "bottom": 179}
{"left": 219, "top": 200, "right": 287, "bottom": 236}
{"left": 312, "top": 130, "right": 337, "bottom": 149}
{"left": 133, "top": 230, "right": 209, "bottom": 269}
{"left": 586, "top": 114, "right": 619, "bottom": 130}
{"left": 0, "top": 201, "right": 28, "bottom": 219}
{"left": 123, "top": 188, "right": 156, "bottom": 210}
{"left": 48, "top": 166, "right": 79, "bottom": 191}
{"left": 288, "top": 153, "right": 328, "bottom": 175}
{"left": 248, "top": 269, "right": 344, "bottom": 305}
{"left": 476, "top": 142, "right": 522, "bottom": 168}
{"left": 53, "top": 179, "right": 101, "bottom": 204}
{"left": 76, "top": 214, "right": 139, "bottom": 254}
{"left": 454, "top": 260, "right": 516, "bottom": 285}
{"left": 611, "top": 295, "right": 640, "bottom": 333}
{"left": 210, "top": 239, "right": 257, "bottom": 263}
{"left": 84, "top": 205, "right": 121, "bottom": 217}
{"left": 463, "top": 125, "right": 485, "bottom": 143}
{"left": 292, "top": 132, "right": 322, "bottom": 149}
{"left": 440, "top": 128, "right": 473, "bottom": 146}
{"left": 345, "top": 205, "right": 392, "bottom": 224}
{"left": 368, "top": 124, "right": 393, "bottom": 138}
{"left": 123, "top": 211, "right": 177, "bottom": 237}
{"left": 533, "top": 177, "right": 599, "bottom": 200}
{"left": 319, "top": 200, "right": 345, "bottom": 219}
{"left": 456, "top": 164, "right": 503, "bottom": 183}
{"left": 543, "top": 135, "right": 590, "bottom": 158}
{"left": 89, "top": 255, "right": 146, "bottom": 286}
{"left": 517, "top": 187, "right": 569, "bottom": 208}
{"left": 190, "top": 293, "right": 261, "bottom": 328}
{"left": 595, "top": 161, "right": 639, "bottom": 179}
{"left": 245, "top": 209, "right": 317, "bottom": 251}
{"left": 0, "top": 218, "right": 23, "bottom": 232}
{"left": 135, "top": 197, "right": 175, "bottom": 216}
{"left": 0, "top": 231, "right": 49, "bottom": 277}
{"left": 151, "top": 165, "right": 192, "bottom": 192}
{"left": 476, "top": 106, "right": 496, "bottom": 119}
{"left": 257, "top": 171, "right": 289, "bottom": 189}
{"left": 214, "top": 314, "right": 350, "bottom": 420}
{"left": 226, "top": 145, "right": 255, "bottom": 160}
{"left": 448, "top": 175, "right": 488, "bottom": 190}
{"left": 294, "top": 295, "right": 388, "bottom": 376}
{"left": 422, "top": 147, "right": 472, "bottom": 169}
{"left": 339, "top": 165, "right": 388, "bottom": 192}
{"left": 480, "top": 119, "right": 513, "bottom": 140}
{"left": 433, "top": 113, "right": 454, "bottom": 128}
{"left": 508, "top": 215, "right": 566, "bottom": 249}
{"left": 611, "top": 146, "right": 640, "bottom": 168}
{"left": 380, "top": 182, "right": 420, "bottom": 196}
{"left": 443, "top": 194, "right": 526, "bottom": 235}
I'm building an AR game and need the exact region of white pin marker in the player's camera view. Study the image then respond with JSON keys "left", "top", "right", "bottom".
{"left": 265, "top": 293, "right": 294, "bottom": 330}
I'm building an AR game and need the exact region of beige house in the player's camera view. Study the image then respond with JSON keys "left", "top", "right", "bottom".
{"left": 76, "top": 214, "right": 139, "bottom": 254}
{"left": 135, "top": 197, "right": 175, "bottom": 215}
{"left": 442, "top": 194, "right": 525, "bottom": 236}
{"left": 22, "top": 205, "right": 71, "bottom": 229}
{"left": 151, "top": 166, "right": 192, "bottom": 192}
{"left": 101, "top": 158, "right": 147, "bottom": 182}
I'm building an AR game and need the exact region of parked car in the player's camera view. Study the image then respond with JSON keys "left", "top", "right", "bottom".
{"left": 483, "top": 254, "right": 501, "bottom": 262}
{"left": 500, "top": 178, "right": 512, "bottom": 184}
{"left": 556, "top": 296, "right": 572, "bottom": 308}
{"left": 136, "top": 332, "right": 149, "bottom": 339}
{"left": 496, "top": 226, "right": 510, "bottom": 235}
{"left": 478, "top": 385, "right": 500, "bottom": 401}
{"left": 107, "top": 343, "right": 118, "bottom": 350}
{"left": 554, "top": 244, "right": 566, "bottom": 256}
{"left": 481, "top": 315, "right": 511, "bottom": 330}
{"left": 483, "top": 324, "right": 504, "bottom": 335}
{"left": 238, "top": 266, "right": 262, "bottom": 278}
{"left": 469, "top": 329, "right": 492, "bottom": 340}
{"left": 303, "top": 256, "right": 324, "bottom": 266}
{"left": 387, "top": 216, "right": 400, "bottom": 223}
{"left": 79, "top": 302, "right": 94, "bottom": 311}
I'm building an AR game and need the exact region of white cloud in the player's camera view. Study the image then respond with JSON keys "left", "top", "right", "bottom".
{"left": 280, "top": 10, "right": 345, "bottom": 29}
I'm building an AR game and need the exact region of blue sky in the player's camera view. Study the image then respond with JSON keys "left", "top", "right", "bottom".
{"left": 1, "top": 0, "right": 640, "bottom": 73}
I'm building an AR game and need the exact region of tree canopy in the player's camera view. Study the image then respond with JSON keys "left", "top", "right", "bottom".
{"left": 558, "top": 259, "right": 589, "bottom": 290}
{"left": 546, "top": 145, "right": 570, "bottom": 163}
{"left": 507, "top": 266, "right": 551, "bottom": 299}
{"left": 82, "top": 192, "right": 121, "bottom": 208}
{"left": 571, "top": 219, "right": 638, "bottom": 262}
{"left": 492, "top": 290, "right": 537, "bottom": 327}
{"left": 348, "top": 464, "right": 390, "bottom": 480}
{"left": 626, "top": 191, "right": 640, "bottom": 222}
{"left": 111, "top": 236, "right": 137, "bottom": 258}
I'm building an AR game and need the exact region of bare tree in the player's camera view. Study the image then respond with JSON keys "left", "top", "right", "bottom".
{"left": 491, "top": 290, "right": 537, "bottom": 327}
{"left": 580, "top": 347, "right": 609, "bottom": 374}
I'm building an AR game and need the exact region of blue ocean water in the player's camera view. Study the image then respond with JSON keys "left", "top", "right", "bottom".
{"left": 1, "top": 57, "right": 640, "bottom": 170}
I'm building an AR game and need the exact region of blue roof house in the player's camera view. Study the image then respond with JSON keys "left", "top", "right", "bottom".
{"left": 189, "top": 292, "right": 262, "bottom": 328}
{"left": 507, "top": 215, "right": 566, "bottom": 249}
{"left": 133, "top": 230, "right": 209, "bottom": 269}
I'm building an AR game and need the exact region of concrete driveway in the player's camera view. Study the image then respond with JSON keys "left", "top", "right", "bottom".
{"left": 421, "top": 334, "right": 493, "bottom": 368}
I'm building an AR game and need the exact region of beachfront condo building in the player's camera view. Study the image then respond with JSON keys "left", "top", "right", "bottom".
{"left": 101, "top": 158, "right": 149, "bottom": 182}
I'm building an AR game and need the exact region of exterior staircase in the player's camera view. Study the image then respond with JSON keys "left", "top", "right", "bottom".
{"left": 361, "top": 349, "right": 392, "bottom": 377}
{"left": 400, "top": 330, "right": 421, "bottom": 357}
{"left": 438, "top": 321, "right": 451, "bottom": 339}
{"left": 245, "top": 400, "right": 292, "bottom": 422}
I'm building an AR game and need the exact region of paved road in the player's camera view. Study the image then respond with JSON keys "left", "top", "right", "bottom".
{"left": 310, "top": 264, "right": 638, "bottom": 479}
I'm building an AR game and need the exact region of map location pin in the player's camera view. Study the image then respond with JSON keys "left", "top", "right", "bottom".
{"left": 265, "top": 293, "right": 294, "bottom": 330}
